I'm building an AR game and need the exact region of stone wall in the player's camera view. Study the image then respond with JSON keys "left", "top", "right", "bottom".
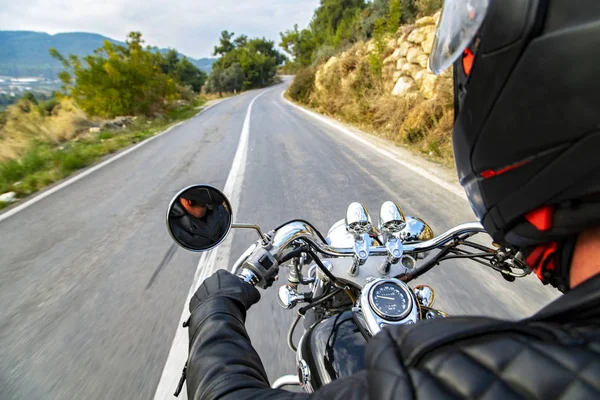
{"left": 314, "top": 11, "right": 445, "bottom": 101}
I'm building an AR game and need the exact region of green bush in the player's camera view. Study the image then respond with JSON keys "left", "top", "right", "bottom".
{"left": 40, "top": 98, "right": 60, "bottom": 115}
{"left": 415, "top": 0, "right": 442, "bottom": 17}
{"left": 0, "top": 159, "right": 25, "bottom": 185}
{"left": 287, "top": 67, "right": 316, "bottom": 104}
{"left": 22, "top": 92, "right": 38, "bottom": 105}
{"left": 312, "top": 45, "right": 337, "bottom": 67}
{"left": 51, "top": 32, "right": 179, "bottom": 118}
{"left": 98, "top": 132, "right": 113, "bottom": 140}
{"left": 20, "top": 147, "right": 49, "bottom": 172}
{"left": 57, "top": 145, "right": 95, "bottom": 174}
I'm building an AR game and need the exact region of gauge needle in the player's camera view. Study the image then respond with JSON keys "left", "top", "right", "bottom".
{"left": 377, "top": 296, "right": 395, "bottom": 300}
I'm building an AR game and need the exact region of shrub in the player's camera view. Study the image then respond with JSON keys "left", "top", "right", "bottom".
{"left": 98, "top": 132, "right": 113, "bottom": 140}
{"left": 41, "top": 98, "right": 60, "bottom": 115}
{"left": 20, "top": 147, "right": 49, "bottom": 172}
{"left": 287, "top": 67, "right": 317, "bottom": 104}
{"left": 57, "top": 145, "right": 95, "bottom": 174}
{"left": 312, "top": 45, "right": 338, "bottom": 67}
{"left": 0, "top": 159, "right": 24, "bottom": 184}
{"left": 22, "top": 92, "right": 38, "bottom": 105}
{"left": 415, "top": 0, "right": 443, "bottom": 17}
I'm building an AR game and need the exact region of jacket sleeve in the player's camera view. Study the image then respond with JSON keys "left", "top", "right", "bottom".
{"left": 186, "top": 294, "right": 302, "bottom": 400}
{"left": 185, "top": 292, "right": 369, "bottom": 400}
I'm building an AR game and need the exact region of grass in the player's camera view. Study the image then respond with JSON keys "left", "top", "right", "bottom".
{"left": 0, "top": 97, "right": 206, "bottom": 206}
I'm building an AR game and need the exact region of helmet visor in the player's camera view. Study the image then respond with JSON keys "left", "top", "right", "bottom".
{"left": 429, "top": 0, "right": 490, "bottom": 75}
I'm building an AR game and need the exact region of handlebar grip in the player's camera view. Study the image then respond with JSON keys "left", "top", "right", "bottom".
{"left": 237, "top": 268, "right": 260, "bottom": 286}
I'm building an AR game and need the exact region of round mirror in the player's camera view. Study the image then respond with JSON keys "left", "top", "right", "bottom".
{"left": 166, "top": 185, "right": 232, "bottom": 252}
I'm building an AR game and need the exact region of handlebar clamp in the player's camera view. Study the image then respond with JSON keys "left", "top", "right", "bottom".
{"left": 241, "top": 247, "right": 280, "bottom": 289}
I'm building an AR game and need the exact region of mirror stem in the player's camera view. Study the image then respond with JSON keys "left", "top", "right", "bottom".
{"left": 231, "top": 223, "right": 268, "bottom": 244}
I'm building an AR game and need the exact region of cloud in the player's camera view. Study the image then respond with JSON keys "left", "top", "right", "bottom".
{"left": 0, "top": 0, "right": 319, "bottom": 58}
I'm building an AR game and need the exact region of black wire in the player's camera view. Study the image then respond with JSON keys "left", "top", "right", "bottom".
{"left": 298, "top": 288, "right": 343, "bottom": 315}
{"left": 444, "top": 252, "right": 495, "bottom": 259}
{"left": 278, "top": 246, "right": 309, "bottom": 264}
{"left": 401, "top": 246, "right": 453, "bottom": 281}
{"left": 272, "top": 219, "right": 328, "bottom": 243}
{"left": 351, "top": 310, "right": 371, "bottom": 341}
{"left": 287, "top": 312, "right": 302, "bottom": 352}
{"left": 306, "top": 248, "right": 342, "bottom": 287}
{"left": 459, "top": 240, "right": 496, "bottom": 253}
{"left": 439, "top": 255, "right": 495, "bottom": 267}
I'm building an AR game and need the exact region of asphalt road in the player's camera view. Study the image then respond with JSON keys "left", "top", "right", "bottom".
{"left": 0, "top": 80, "right": 560, "bottom": 399}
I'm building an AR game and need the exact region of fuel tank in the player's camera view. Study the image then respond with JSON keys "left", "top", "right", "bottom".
{"left": 296, "top": 311, "right": 366, "bottom": 391}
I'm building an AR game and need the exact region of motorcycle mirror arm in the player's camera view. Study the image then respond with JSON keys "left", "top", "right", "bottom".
{"left": 231, "top": 223, "right": 269, "bottom": 245}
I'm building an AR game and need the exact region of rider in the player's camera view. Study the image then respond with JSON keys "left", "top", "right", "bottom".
{"left": 169, "top": 188, "right": 230, "bottom": 249}
{"left": 184, "top": 1, "right": 600, "bottom": 399}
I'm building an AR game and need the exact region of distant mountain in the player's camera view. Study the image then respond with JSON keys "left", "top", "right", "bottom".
{"left": 0, "top": 31, "right": 216, "bottom": 78}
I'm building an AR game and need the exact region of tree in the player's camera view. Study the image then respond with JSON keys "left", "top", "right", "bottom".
{"left": 205, "top": 68, "right": 225, "bottom": 96}
{"left": 50, "top": 32, "right": 178, "bottom": 117}
{"left": 280, "top": 25, "right": 315, "bottom": 69}
{"left": 211, "top": 32, "right": 285, "bottom": 91}
{"left": 279, "top": 0, "right": 428, "bottom": 67}
{"left": 174, "top": 57, "right": 207, "bottom": 92}
{"left": 233, "top": 35, "right": 248, "bottom": 48}
{"left": 310, "top": 0, "right": 366, "bottom": 47}
{"left": 214, "top": 31, "right": 236, "bottom": 56}
{"left": 387, "top": 0, "right": 403, "bottom": 32}
{"left": 159, "top": 49, "right": 180, "bottom": 75}
{"left": 222, "top": 63, "right": 244, "bottom": 92}
{"left": 158, "top": 49, "right": 207, "bottom": 93}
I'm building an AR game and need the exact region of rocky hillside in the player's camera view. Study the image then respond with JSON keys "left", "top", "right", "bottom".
{"left": 289, "top": 11, "right": 455, "bottom": 166}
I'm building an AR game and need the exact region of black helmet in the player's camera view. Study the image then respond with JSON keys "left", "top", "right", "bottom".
{"left": 181, "top": 188, "right": 222, "bottom": 206}
{"left": 430, "top": 0, "right": 600, "bottom": 290}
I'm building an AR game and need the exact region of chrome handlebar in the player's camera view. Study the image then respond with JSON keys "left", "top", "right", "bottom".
{"left": 232, "top": 221, "right": 487, "bottom": 282}
{"left": 270, "top": 220, "right": 486, "bottom": 259}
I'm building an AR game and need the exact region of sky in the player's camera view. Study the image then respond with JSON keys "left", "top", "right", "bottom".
{"left": 0, "top": 0, "right": 320, "bottom": 58}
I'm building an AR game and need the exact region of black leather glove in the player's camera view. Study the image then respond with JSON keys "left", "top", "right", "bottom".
{"left": 189, "top": 269, "right": 261, "bottom": 314}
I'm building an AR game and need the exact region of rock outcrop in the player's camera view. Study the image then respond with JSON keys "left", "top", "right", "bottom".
{"left": 314, "top": 11, "right": 447, "bottom": 100}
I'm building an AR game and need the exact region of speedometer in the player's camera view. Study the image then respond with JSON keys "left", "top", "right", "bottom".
{"left": 368, "top": 281, "right": 412, "bottom": 320}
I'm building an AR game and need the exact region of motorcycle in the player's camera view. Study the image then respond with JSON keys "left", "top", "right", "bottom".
{"left": 166, "top": 184, "right": 532, "bottom": 393}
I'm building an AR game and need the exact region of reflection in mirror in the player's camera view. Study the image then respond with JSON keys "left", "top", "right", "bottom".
{"left": 167, "top": 185, "right": 233, "bottom": 252}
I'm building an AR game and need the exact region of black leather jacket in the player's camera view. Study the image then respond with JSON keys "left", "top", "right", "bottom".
{"left": 169, "top": 203, "right": 230, "bottom": 249}
{"left": 186, "top": 271, "right": 600, "bottom": 400}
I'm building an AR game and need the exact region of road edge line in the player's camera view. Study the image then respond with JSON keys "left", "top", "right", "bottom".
{"left": 279, "top": 91, "right": 467, "bottom": 200}
{"left": 0, "top": 99, "right": 227, "bottom": 224}
{"left": 152, "top": 90, "right": 266, "bottom": 400}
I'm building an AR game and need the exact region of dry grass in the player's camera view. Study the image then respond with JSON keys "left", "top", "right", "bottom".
{"left": 0, "top": 98, "right": 90, "bottom": 161}
{"left": 0, "top": 97, "right": 206, "bottom": 204}
{"left": 288, "top": 42, "right": 455, "bottom": 168}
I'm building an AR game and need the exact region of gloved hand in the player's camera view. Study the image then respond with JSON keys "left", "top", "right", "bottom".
{"left": 189, "top": 269, "right": 261, "bottom": 314}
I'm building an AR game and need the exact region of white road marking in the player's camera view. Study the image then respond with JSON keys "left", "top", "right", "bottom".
{"left": 0, "top": 100, "right": 226, "bottom": 224}
{"left": 280, "top": 91, "right": 467, "bottom": 200}
{"left": 153, "top": 90, "right": 266, "bottom": 400}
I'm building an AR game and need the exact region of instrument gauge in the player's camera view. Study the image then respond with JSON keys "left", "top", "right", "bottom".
{"left": 368, "top": 281, "right": 412, "bottom": 320}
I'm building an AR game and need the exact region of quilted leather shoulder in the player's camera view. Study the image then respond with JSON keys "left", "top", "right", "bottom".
{"left": 366, "top": 318, "right": 600, "bottom": 400}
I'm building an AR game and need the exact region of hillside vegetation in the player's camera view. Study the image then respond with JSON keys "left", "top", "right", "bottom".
{"left": 0, "top": 29, "right": 284, "bottom": 208}
{"left": 282, "top": 0, "right": 454, "bottom": 167}
{"left": 205, "top": 31, "right": 285, "bottom": 94}
{"left": 0, "top": 32, "right": 210, "bottom": 207}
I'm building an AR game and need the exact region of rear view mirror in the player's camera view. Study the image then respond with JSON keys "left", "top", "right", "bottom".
{"left": 166, "top": 185, "right": 232, "bottom": 252}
